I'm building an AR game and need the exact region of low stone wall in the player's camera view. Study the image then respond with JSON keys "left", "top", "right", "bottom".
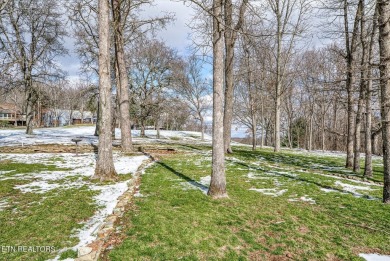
{"left": 75, "top": 155, "right": 155, "bottom": 261}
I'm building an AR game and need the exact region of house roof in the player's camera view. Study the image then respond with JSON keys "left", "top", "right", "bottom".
{"left": 0, "top": 103, "right": 22, "bottom": 114}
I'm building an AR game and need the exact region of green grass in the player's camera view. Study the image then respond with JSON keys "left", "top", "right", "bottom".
{"left": 0, "top": 161, "right": 97, "bottom": 261}
{"left": 108, "top": 146, "right": 390, "bottom": 260}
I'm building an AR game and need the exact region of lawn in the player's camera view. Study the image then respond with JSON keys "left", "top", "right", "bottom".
{"left": 106, "top": 145, "right": 390, "bottom": 260}
{"left": 0, "top": 152, "right": 147, "bottom": 261}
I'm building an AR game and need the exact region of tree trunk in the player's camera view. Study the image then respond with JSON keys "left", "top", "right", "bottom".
{"left": 111, "top": 98, "right": 117, "bottom": 139}
{"left": 364, "top": 5, "right": 377, "bottom": 178}
{"left": 353, "top": 0, "right": 367, "bottom": 173}
{"left": 94, "top": 99, "right": 100, "bottom": 136}
{"left": 140, "top": 120, "right": 145, "bottom": 137}
{"left": 379, "top": 0, "right": 390, "bottom": 203}
{"left": 200, "top": 116, "right": 205, "bottom": 141}
{"left": 274, "top": 12, "right": 282, "bottom": 153}
{"left": 223, "top": 0, "right": 247, "bottom": 154}
{"left": 26, "top": 90, "right": 34, "bottom": 135}
{"left": 93, "top": 0, "right": 117, "bottom": 181}
{"left": 308, "top": 112, "right": 313, "bottom": 151}
{"left": 112, "top": 0, "right": 133, "bottom": 152}
{"left": 344, "top": 0, "right": 362, "bottom": 168}
{"left": 208, "top": 0, "right": 227, "bottom": 199}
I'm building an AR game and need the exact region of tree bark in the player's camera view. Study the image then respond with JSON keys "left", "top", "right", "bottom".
{"left": 274, "top": 4, "right": 282, "bottom": 153}
{"left": 208, "top": 0, "right": 228, "bottom": 199}
{"left": 223, "top": 0, "right": 247, "bottom": 154}
{"left": 344, "top": 0, "right": 362, "bottom": 168}
{"left": 112, "top": 0, "right": 133, "bottom": 152}
{"left": 353, "top": 0, "right": 366, "bottom": 173}
{"left": 94, "top": 0, "right": 117, "bottom": 181}
{"left": 378, "top": 0, "right": 390, "bottom": 203}
{"left": 364, "top": 5, "right": 377, "bottom": 178}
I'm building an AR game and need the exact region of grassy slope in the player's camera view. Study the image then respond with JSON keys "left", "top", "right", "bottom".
{"left": 0, "top": 161, "right": 96, "bottom": 261}
{"left": 108, "top": 146, "right": 390, "bottom": 261}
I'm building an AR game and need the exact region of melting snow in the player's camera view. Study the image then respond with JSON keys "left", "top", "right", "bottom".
{"left": 249, "top": 188, "right": 287, "bottom": 197}
{"left": 359, "top": 253, "right": 390, "bottom": 261}
{"left": 288, "top": 196, "right": 316, "bottom": 204}
{"left": 0, "top": 199, "right": 8, "bottom": 211}
{"left": 334, "top": 181, "right": 374, "bottom": 197}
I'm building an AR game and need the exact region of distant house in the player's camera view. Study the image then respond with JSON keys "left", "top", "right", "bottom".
{"left": 71, "top": 111, "right": 95, "bottom": 125}
{"left": 42, "top": 109, "right": 96, "bottom": 127}
{"left": 0, "top": 103, "right": 26, "bottom": 126}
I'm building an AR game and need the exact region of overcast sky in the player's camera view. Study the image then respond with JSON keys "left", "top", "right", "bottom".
{"left": 59, "top": 0, "right": 195, "bottom": 83}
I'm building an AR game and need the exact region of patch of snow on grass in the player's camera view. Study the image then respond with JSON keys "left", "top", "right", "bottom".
{"left": 249, "top": 188, "right": 287, "bottom": 197}
{"left": 15, "top": 181, "right": 62, "bottom": 193}
{"left": 359, "top": 253, "right": 390, "bottom": 261}
{"left": 335, "top": 181, "right": 374, "bottom": 197}
{"left": 288, "top": 195, "right": 316, "bottom": 204}
{"left": 73, "top": 181, "right": 128, "bottom": 249}
{"left": 320, "top": 188, "right": 343, "bottom": 193}
{"left": 0, "top": 170, "right": 14, "bottom": 175}
{"left": 114, "top": 155, "right": 149, "bottom": 174}
{"left": 0, "top": 199, "right": 8, "bottom": 211}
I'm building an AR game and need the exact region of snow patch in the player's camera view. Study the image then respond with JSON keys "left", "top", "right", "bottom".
{"left": 288, "top": 196, "right": 316, "bottom": 204}
{"left": 72, "top": 182, "right": 128, "bottom": 249}
{"left": 0, "top": 199, "right": 8, "bottom": 211}
{"left": 359, "top": 253, "right": 390, "bottom": 261}
{"left": 249, "top": 188, "right": 287, "bottom": 197}
{"left": 114, "top": 155, "right": 149, "bottom": 175}
{"left": 335, "top": 181, "right": 374, "bottom": 198}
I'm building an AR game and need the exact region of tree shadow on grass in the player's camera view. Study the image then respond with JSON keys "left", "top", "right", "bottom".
{"left": 157, "top": 161, "right": 209, "bottom": 193}
{"left": 227, "top": 159, "right": 378, "bottom": 200}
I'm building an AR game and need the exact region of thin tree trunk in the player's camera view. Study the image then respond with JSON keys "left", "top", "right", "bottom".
{"left": 308, "top": 112, "right": 313, "bottom": 151}
{"left": 26, "top": 90, "right": 34, "bottom": 135}
{"left": 344, "top": 0, "right": 362, "bottom": 168}
{"left": 223, "top": 0, "right": 247, "bottom": 154}
{"left": 95, "top": 99, "right": 100, "bottom": 136}
{"left": 94, "top": 0, "right": 117, "bottom": 181}
{"left": 378, "top": 0, "right": 390, "bottom": 203}
{"left": 200, "top": 116, "right": 205, "bottom": 141}
{"left": 112, "top": 0, "right": 133, "bottom": 152}
{"left": 208, "top": 0, "right": 227, "bottom": 199}
{"left": 141, "top": 120, "right": 145, "bottom": 137}
{"left": 353, "top": 0, "right": 367, "bottom": 173}
{"left": 364, "top": 5, "right": 377, "bottom": 178}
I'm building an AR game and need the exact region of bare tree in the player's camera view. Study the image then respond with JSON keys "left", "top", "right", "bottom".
{"left": 223, "top": 0, "right": 247, "bottom": 153}
{"left": 175, "top": 55, "right": 211, "bottom": 141}
{"left": 364, "top": 5, "right": 378, "bottom": 178}
{"left": 266, "top": 0, "right": 312, "bottom": 152}
{"left": 129, "top": 39, "right": 178, "bottom": 136}
{"left": 112, "top": 0, "right": 133, "bottom": 152}
{"left": 0, "top": 0, "right": 67, "bottom": 134}
{"left": 93, "top": 0, "right": 117, "bottom": 181}
{"left": 378, "top": 0, "right": 390, "bottom": 203}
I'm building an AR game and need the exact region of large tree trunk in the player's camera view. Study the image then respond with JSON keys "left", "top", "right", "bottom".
{"left": 379, "top": 0, "right": 390, "bottom": 203}
{"left": 208, "top": 0, "right": 227, "bottom": 199}
{"left": 112, "top": 0, "right": 133, "bottom": 152}
{"left": 94, "top": 0, "right": 117, "bottom": 181}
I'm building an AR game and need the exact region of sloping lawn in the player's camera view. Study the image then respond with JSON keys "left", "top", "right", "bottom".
{"left": 0, "top": 161, "right": 96, "bottom": 260}
{"left": 108, "top": 146, "right": 390, "bottom": 260}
